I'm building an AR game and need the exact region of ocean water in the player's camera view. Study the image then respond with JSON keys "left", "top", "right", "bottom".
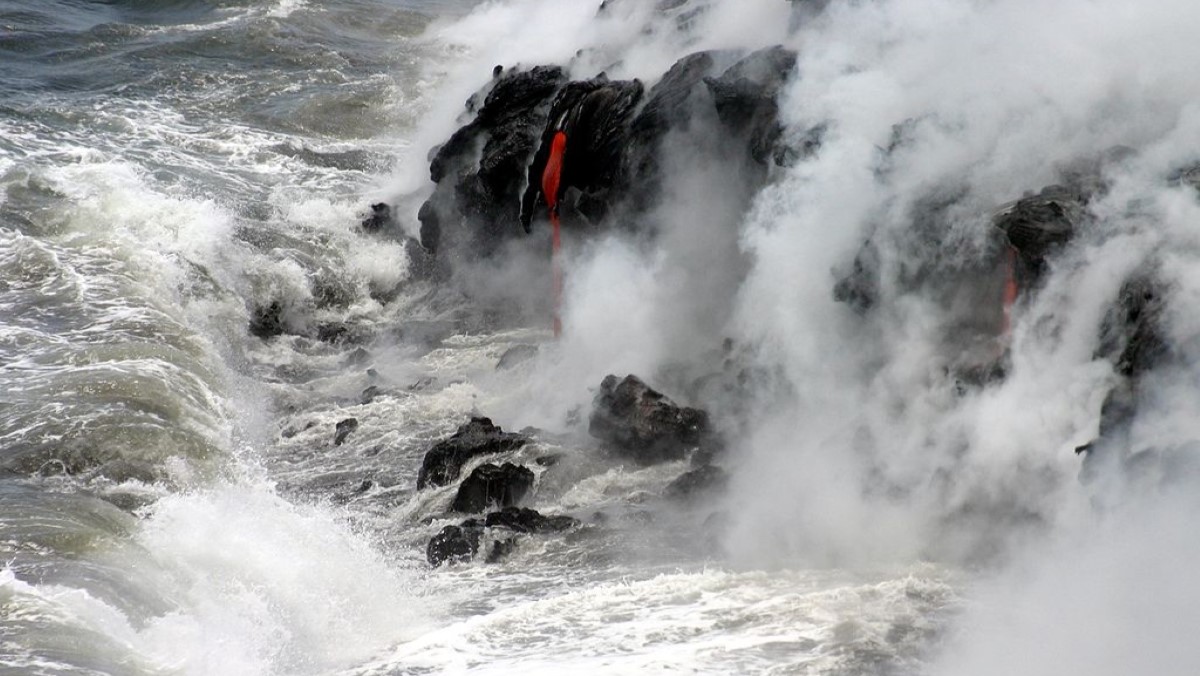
{"left": 3, "top": 1, "right": 1200, "bottom": 674}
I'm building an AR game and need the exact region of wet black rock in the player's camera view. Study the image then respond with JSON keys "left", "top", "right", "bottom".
{"left": 316, "top": 322, "right": 364, "bottom": 346}
{"left": 1079, "top": 270, "right": 1171, "bottom": 482}
{"left": 360, "top": 202, "right": 393, "bottom": 233}
{"left": 484, "top": 506, "right": 579, "bottom": 533}
{"left": 334, "top": 418, "right": 359, "bottom": 446}
{"left": 248, "top": 301, "right": 287, "bottom": 339}
{"left": 624, "top": 50, "right": 726, "bottom": 209}
{"left": 995, "top": 185, "right": 1085, "bottom": 281}
{"left": 360, "top": 385, "right": 381, "bottom": 405}
{"left": 451, "top": 462, "right": 535, "bottom": 513}
{"left": 427, "top": 524, "right": 482, "bottom": 566}
{"left": 402, "top": 237, "right": 437, "bottom": 282}
{"left": 496, "top": 344, "right": 539, "bottom": 370}
{"left": 520, "top": 78, "right": 645, "bottom": 229}
{"left": 417, "top": 417, "right": 530, "bottom": 489}
{"left": 485, "top": 537, "right": 519, "bottom": 563}
{"left": 589, "top": 374, "right": 712, "bottom": 464}
{"left": 1096, "top": 272, "right": 1169, "bottom": 379}
{"left": 832, "top": 240, "right": 881, "bottom": 312}
{"left": 420, "top": 65, "right": 568, "bottom": 258}
{"left": 703, "top": 46, "right": 797, "bottom": 165}
{"left": 664, "top": 464, "right": 729, "bottom": 501}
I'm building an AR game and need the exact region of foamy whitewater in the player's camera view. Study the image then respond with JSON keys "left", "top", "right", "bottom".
{"left": 2, "top": 0, "right": 1200, "bottom": 674}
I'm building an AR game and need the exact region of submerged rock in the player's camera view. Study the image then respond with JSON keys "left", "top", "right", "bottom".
{"left": 426, "top": 523, "right": 482, "bottom": 566}
{"left": 248, "top": 301, "right": 287, "bottom": 339}
{"left": 664, "top": 464, "right": 729, "bottom": 501}
{"left": 589, "top": 374, "right": 712, "bottom": 464}
{"left": 425, "top": 506, "right": 579, "bottom": 566}
{"left": 333, "top": 418, "right": 359, "bottom": 446}
{"left": 496, "top": 344, "right": 539, "bottom": 370}
{"left": 484, "top": 506, "right": 579, "bottom": 533}
{"left": 994, "top": 184, "right": 1085, "bottom": 282}
{"left": 451, "top": 462, "right": 535, "bottom": 513}
{"left": 360, "top": 202, "right": 393, "bottom": 233}
{"left": 417, "top": 417, "right": 530, "bottom": 489}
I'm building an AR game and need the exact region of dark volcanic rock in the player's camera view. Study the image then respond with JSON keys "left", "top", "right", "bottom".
{"left": 248, "top": 301, "right": 287, "bottom": 339}
{"left": 402, "top": 237, "right": 437, "bottom": 282}
{"left": 484, "top": 506, "right": 579, "bottom": 533}
{"left": 832, "top": 239, "right": 881, "bottom": 312}
{"left": 1096, "top": 272, "right": 1168, "bottom": 379}
{"left": 419, "top": 65, "right": 568, "bottom": 258}
{"left": 625, "top": 50, "right": 727, "bottom": 209}
{"left": 1079, "top": 270, "right": 1172, "bottom": 483}
{"left": 520, "top": 78, "right": 645, "bottom": 230}
{"left": 496, "top": 344, "right": 539, "bottom": 370}
{"left": 994, "top": 185, "right": 1085, "bottom": 280}
{"left": 664, "top": 464, "right": 729, "bottom": 501}
{"left": 704, "top": 46, "right": 797, "bottom": 165}
{"left": 451, "top": 462, "right": 535, "bottom": 513}
{"left": 361, "top": 202, "right": 393, "bottom": 233}
{"left": 589, "top": 374, "right": 712, "bottom": 464}
{"left": 485, "top": 537, "right": 519, "bottom": 563}
{"left": 360, "top": 385, "right": 381, "bottom": 405}
{"left": 334, "top": 418, "right": 359, "bottom": 446}
{"left": 417, "top": 417, "right": 530, "bottom": 489}
{"left": 426, "top": 524, "right": 482, "bottom": 566}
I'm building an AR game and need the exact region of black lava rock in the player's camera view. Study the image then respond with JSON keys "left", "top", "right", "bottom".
{"left": 484, "top": 506, "right": 579, "bottom": 533}
{"left": 417, "top": 417, "right": 530, "bottom": 489}
{"left": 703, "top": 46, "right": 797, "bottom": 165}
{"left": 248, "top": 301, "right": 286, "bottom": 339}
{"left": 520, "top": 78, "right": 645, "bottom": 230}
{"left": 664, "top": 464, "right": 729, "bottom": 501}
{"left": 334, "top": 418, "right": 359, "bottom": 446}
{"left": 485, "top": 537, "right": 519, "bottom": 563}
{"left": 451, "top": 462, "right": 535, "bottom": 513}
{"left": 426, "top": 524, "right": 482, "bottom": 566}
{"left": 995, "top": 185, "right": 1084, "bottom": 282}
{"left": 361, "top": 202, "right": 393, "bottom": 232}
{"left": 589, "top": 374, "right": 712, "bottom": 464}
{"left": 496, "top": 344, "right": 539, "bottom": 370}
{"left": 419, "top": 65, "right": 568, "bottom": 258}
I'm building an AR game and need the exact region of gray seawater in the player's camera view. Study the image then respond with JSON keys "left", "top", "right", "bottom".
{"left": 14, "top": 1, "right": 1200, "bottom": 675}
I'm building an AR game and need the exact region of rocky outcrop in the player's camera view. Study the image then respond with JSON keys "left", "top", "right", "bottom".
{"left": 484, "top": 506, "right": 579, "bottom": 533}
{"left": 589, "top": 374, "right": 713, "bottom": 464}
{"left": 664, "top": 464, "right": 729, "bottom": 501}
{"left": 418, "top": 65, "right": 568, "bottom": 259}
{"left": 360, "top": 202, "right": 393, "bottom": 233}
{"left": 519, "top": 78, "right": 645, "bottom": 229}
{"left": 1078, "top": 270, "right": 1171, "bottom": 480}
{"left": 426, "top": 523, "right": 482, "bottom": 566}
{"left": 496, "top": 344, "right": 539, "bottom": 370}
{"left": 704, "top": 45, "right": 797, "bottom": 166}
{"left": 417, "top": 44, "right": 798, "bottom": 267}
{"left": 451, "top": 462, "right": 535, "bottom": 513}
{"left": 333, "top": 418, "right": 358, "bottom": 446}
{"left": 994, "top": 185, "right": 1086, "bottom": 287}
{"left": 417, "top": 417, "right": 529, "bottom": 489}
{"left": 426, "top": 506, "right": 579, "bottom": 567}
